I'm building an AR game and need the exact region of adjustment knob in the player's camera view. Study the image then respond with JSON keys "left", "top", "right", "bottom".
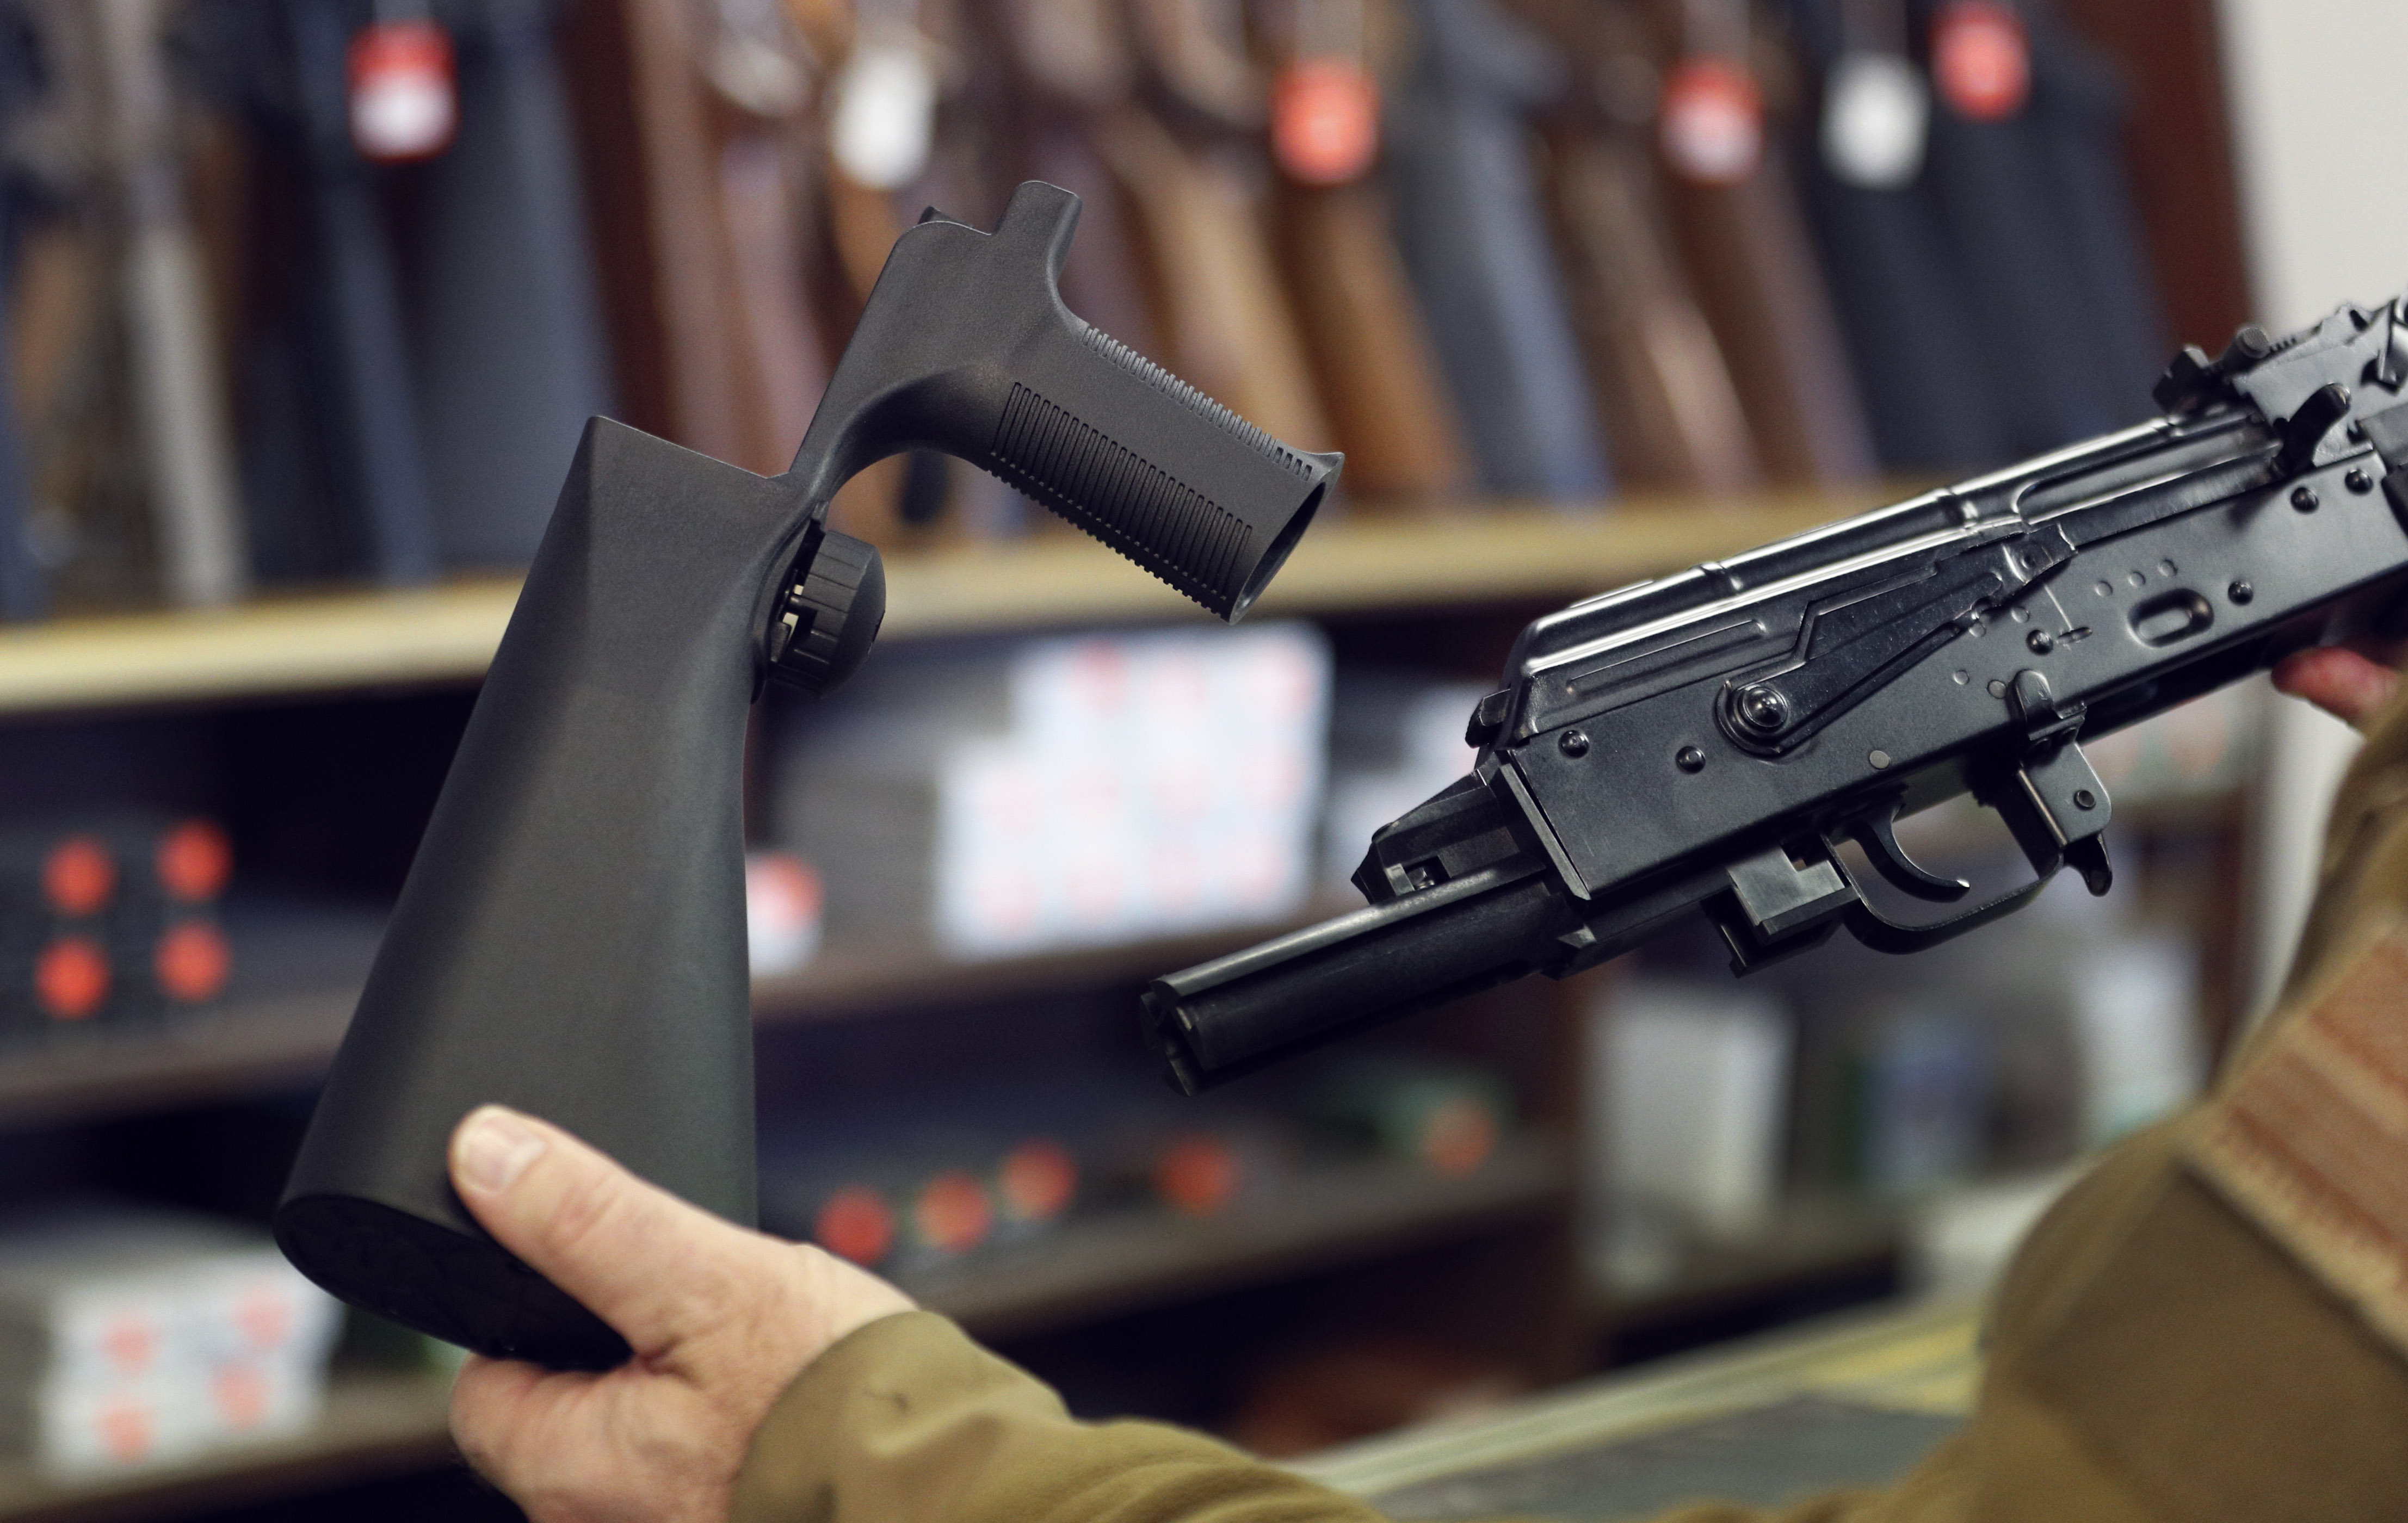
{"left": 767, "top": 529, "right": 886, "bottom": 694}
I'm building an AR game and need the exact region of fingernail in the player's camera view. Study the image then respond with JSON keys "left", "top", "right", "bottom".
{"left": 457, "top": 1106, "right": 546, "bottom": 1196}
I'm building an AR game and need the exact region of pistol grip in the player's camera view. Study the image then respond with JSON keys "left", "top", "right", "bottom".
{"left": 788, "top": 182, "right": 1341, "bottom": 621}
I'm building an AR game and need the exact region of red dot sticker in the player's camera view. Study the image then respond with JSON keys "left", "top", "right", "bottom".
{"left": 815, "top": 1187, "right": 895, "bottom": 1267}
{"left": 999, "top": 1139, "right": 1079, "bottom": 1222}
{"left": 156, "top": 920, "right": 231, "bottom": 1004}
{"left": 42, "top": 836, "right": 115, "bottom": 918}
{"left": 1659, "top": 57, "right": 1764, "bottom": 186}
{"left": 1932, "top": 0, "right": 2030, "bottom": 123}
{"left": 157, "top": 819, "right": 232, "bottom": 903}
{"left": 1272, "top": 58, "right": 1381, "bottom": 187}
{"left": 348, "top": 20, "right": 457, "bottom": 162}
{"left": 1154, "top": 1133, "right": 1241, "bottom": 1217}
{"left": 914, "top": 1172, "right": 993, "bottom": 1255}
{"left": 36, "top": 937, "right": 109, "bottom": 1020}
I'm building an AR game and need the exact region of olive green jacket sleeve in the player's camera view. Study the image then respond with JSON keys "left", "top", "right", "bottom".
{"left": 727, "top": 1309, "right": 1391, "bottom": 1523}
{"left": 732, "top": 689, "right": 2408, "bottom": 1523}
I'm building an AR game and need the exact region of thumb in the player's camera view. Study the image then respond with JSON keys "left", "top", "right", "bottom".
{"left": 449, "top": 1105, "right": 769, "bottom": 1362}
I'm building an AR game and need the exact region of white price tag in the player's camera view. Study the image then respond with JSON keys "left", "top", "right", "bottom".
{"left": 1822, "top": 51, "right": 1929, "bottom": 190}
{"left": 829, "top": 33, "right": 938, "bottom": 190}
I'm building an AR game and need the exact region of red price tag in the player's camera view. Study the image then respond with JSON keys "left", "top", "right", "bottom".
{"left": 1272, "top": 58, "right": 1381, "bottom": 186}
{"left": 1659, "top": 57, "right": 1764, "bottom": 186}
{"left": 348, "top": 20, "right": 458, "bottom": 162}
{"left": 1932, "top": 0, "right": 2030, "bottom": 123}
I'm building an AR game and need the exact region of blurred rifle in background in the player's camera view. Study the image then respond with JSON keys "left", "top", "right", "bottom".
{"left": 71, "top": 0, "right": 248, "bottom": 605}
{"left": 1384, "top": 0, "right": 1609, "bottom": 502}
{"left": 1112, "top": 0, "right": 1332, "bottom": 454}
{"left": 179, "top": 0, "right": 439, "bottom": 586}
{"left": 1644, "top": 0, "right": 1875, "bottom": 487}
{"left": 974, "top": 0, "right": 1160, "bottom": 361}
{"left": 411, "top": 0, "right": 615, "bottom": 567}
{"left": 1910, "top": 0, "right": 2163, "bottom": 454}
{"left": 782, "top": 0, "right": 971, "bottom": 538}
{"left": 1781, "top": 0, "right": 2011, "bottom": 471}
{"left": 0, "top": 5, "right": 46, "bottom": 618}
{"left": 1515, "top": 0, "right": 1760, "bottom": 494}
{"left": 1258, "top": 0, "right": 1471, "bottom": 503}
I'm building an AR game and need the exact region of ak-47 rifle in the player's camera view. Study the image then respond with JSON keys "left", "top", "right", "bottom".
{"left": 1146, "top": 299, "right": 2408, "bottom": 1089}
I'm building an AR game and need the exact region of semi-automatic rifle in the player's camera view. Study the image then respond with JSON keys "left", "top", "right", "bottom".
{"left": 1146, "top": 298, "right": 2408, "bottom": 1089}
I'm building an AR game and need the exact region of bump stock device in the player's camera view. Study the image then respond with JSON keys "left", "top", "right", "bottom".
{"left": 274, "top": 182, "right": 1339, "bottom": 1369}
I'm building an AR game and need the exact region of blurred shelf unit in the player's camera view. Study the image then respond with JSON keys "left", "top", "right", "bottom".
{"left": 908, "top": 1136, "right": 1569, "bottom": 1341}
{"left": 0, "top": 495, "right": 1870, "bottom": 717}
{"left": 0, "top": 1372, "right": 452, "bottom": 1523}
{"left": 0, "top": 899, "right": 1359, "bottom": 1131}
{"left": 0, "top": 1141, "right": 1567, "bottom": 1523}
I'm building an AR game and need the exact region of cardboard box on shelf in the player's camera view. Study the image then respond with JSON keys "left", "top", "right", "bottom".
{"left": 0, "top": 1205, "right": 341, "bottom": 1475}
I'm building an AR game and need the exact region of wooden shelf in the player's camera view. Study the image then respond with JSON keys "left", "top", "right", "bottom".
{"left": 910, "top": 1136, "right": 1570, "bottom": 1342}
{"left": 0, "top": 1372, "right": 453, "bottom": 1523}
{"left": 0, "top": 494, "right": 1870, "bottom": 718}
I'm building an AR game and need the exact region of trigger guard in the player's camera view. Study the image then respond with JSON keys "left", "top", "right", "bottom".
{"left": 1828, "top": 850, "right": 2059, "bottom": 955}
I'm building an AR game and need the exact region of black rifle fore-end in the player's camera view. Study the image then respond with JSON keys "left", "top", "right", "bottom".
{"left": 1143, "top": 866, "right": 1577, "bottom": 1092}
{"left": 786, "top": 180, "right": 1341, "bottom": 622}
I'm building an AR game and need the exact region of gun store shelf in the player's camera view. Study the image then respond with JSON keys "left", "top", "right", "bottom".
{"left": 910, "top": 1134, "right": 1571, "bottom": 1342}
{"left": 0, "top": 492, "right": 1875, "bottom": 718}
{"left": 0, "top": 900, "right": 1348, "bottom": 1130}
{"left": 0, "top": 1370, "right": 453, "bottom": 1523}
{"left": 0, "top": 1146, "right": 1567, "bottom": 1522}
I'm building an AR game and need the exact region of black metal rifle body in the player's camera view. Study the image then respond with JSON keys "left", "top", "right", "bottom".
{"left": 1147, "top": 298, "right": 2408, "bottom": 1092}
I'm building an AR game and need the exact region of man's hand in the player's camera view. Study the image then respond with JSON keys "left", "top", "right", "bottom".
{"left": 445, "top": 1106, "right": 915, "bottom": 1523}
{"left": 2274, "top": 640, "right": 2406, "bottom": 730}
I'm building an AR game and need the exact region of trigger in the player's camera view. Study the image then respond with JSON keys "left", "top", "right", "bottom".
{"left": 2067, "top": 836, "right": 2114, "bottom": 897}
{"left": 1851, "top": 807, "right": 1972, "bottom": 903}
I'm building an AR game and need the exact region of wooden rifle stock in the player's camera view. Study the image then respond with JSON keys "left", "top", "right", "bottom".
{"left": 1641, "top": 0, "right": 1876, "bottom": 487}
{"left": 1514, "top": 0, "right": 1759, "bottom": 494}
{"left": 1262, "top": 0, "right": 1471, "bottom": 502}
{"left": 1113, "top": 0, "right": 1334, "bottom": 454}
{"left": 977, "top": 0, "right": 1162, "bottom": 361}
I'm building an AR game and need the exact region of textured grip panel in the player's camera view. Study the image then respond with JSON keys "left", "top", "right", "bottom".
{"left": 1078, "top": 326, "right": 1313, "bottom": 478}
{"left": 991, "top": 382, "right": 1259, "bottom": 614}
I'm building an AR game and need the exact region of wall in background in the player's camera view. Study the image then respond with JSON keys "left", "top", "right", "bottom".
{"left": 2216, "top": 0, "right": 2407, "bottom": 1019}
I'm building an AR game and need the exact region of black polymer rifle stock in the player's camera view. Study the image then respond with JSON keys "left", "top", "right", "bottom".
{"left": 1146, "top": 298, "right": 2408, "bottom": 1092}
